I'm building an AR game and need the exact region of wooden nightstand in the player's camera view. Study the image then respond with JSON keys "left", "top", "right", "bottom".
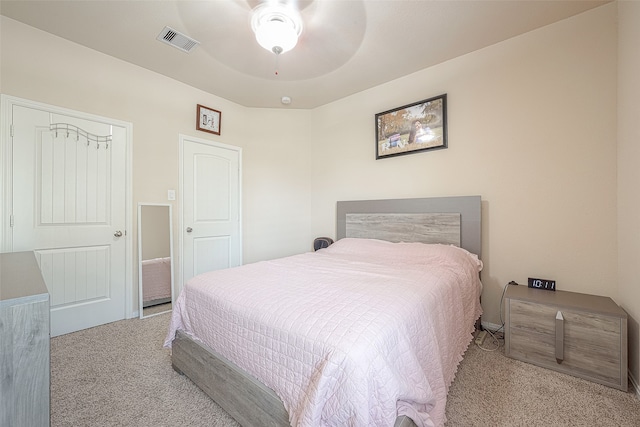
{"left": 504, "top": 285, "right": 628, "bottom": 391}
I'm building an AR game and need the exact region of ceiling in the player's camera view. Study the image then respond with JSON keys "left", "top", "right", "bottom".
{"left": 1, "top": 0, "right": 611, "bottom": 109}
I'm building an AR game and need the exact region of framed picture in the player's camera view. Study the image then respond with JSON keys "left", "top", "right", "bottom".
{"left": 196, "top": 104, "right": 221, "bottom": 135}
{"left": 375, "top": 94, "right": 447, "bottom": 159}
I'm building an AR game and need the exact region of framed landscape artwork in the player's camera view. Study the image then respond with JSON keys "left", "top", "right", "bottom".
{"left": 375, "top": 94, "right": 447, "bottom": 159}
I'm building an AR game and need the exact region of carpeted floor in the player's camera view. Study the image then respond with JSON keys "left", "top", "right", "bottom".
{"left": 50, "top": 313, "right": 640, "bottom": 426}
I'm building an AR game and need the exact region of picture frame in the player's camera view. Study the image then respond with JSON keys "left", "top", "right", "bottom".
{"left": 196, "top": 104, "right": 221, "bottom": 135}
{"left": 375, "top": 94, "right": 447, "bottom": 159}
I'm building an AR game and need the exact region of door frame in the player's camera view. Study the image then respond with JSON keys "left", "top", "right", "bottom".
{"left": 0, "top": 94, "right": 135, "bottom": 318}
{"left": 178, "top": 133, "right": 242, "bottom": 296}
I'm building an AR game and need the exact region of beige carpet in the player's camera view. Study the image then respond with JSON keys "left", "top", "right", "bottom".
{"left": 51, "top": 313, "right": 640, "bottom": 426}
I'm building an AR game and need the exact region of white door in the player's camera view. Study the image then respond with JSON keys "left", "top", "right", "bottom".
{"left": 11, "top": 104, "right": 128, "bottom": 336}
{"left": 180, "top": 135, "right": 241, "bottom": 287}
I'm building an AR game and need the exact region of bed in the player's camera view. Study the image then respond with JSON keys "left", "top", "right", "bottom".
{"left": 164, "top": 196, "right": 482, "bottom": 427}
{"left": 141, "top": 256, "right": 172, "bottom": 307}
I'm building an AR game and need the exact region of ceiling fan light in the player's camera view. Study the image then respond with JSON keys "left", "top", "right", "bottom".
{"left": 255, "top": 19, "right": 299, "bottom": 54}
{"left": 251, "top": 3, "right": 303, "bottom": 55}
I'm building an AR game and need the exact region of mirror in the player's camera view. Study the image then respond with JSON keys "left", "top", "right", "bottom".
{"left": 138, "top": 203, "right": 174, "bottom": 318}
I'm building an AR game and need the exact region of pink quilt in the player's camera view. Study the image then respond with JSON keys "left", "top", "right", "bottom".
{"left": 141, "top": 257, "right": 172, "bottom": 303}
{"left": 165, "top": 238, "right": 482, "bottom": 427}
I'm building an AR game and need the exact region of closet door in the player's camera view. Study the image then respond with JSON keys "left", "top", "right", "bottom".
{"left": 180, "top": 135, "right": 242, "bottom": 290}
{"left": 11, "top": 104, "right": 128, "bottom": 336}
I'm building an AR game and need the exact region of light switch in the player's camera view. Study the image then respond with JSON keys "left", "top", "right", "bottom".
{"left": 168, "top": 189, "right": 176, "bottom": 201}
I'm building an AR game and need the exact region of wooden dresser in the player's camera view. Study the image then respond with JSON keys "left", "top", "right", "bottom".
{"left": 0, "top": 251, "right": 51, "bottom": 426}
{"left": 504, "top": 285, "right": 627, "bottom": 391}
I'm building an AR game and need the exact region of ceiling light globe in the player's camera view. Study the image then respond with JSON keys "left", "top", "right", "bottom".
{"left": 255, "top": 19, "right": 299, "bottom": 54}
{"left": 251, "top": 3, "right": 303, "bottom": 55}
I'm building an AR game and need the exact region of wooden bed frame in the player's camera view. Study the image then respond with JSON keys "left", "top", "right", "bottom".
{"left": 171, "top": 196, "right": 482, "bottom": 427}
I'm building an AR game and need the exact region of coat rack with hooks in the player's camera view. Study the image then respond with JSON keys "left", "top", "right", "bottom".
{"left": 49, "top": 123, "right": 112, "bottom": 149}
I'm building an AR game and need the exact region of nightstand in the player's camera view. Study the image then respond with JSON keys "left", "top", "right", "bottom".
{"left": 504, "top": 285, "right": 627, "bottom": 391}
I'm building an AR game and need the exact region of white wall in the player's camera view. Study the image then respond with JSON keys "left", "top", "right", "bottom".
{"left": 617, "top": 0, "right": 640, "bottom": 390}
{"left": 1, "top": 2, "right": 629, "bottom": 361}
{"left": 310, "top": 4, "right": 619, "bottom": 331}
{"left": 0, "top": 16, "right": 314, "bottom": 310}
{"left": 241, "top": 108, "right": 315, "bottom": 261}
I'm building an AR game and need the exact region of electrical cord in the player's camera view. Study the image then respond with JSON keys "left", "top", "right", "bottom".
{"left": 476, "top": 328, "right": 502, "bottom": 352}
{"left": 475, "top": 281, "right": 516, "bottom": 351}
{"left": 495, "top": 280, "right": 518, "bottom": 334}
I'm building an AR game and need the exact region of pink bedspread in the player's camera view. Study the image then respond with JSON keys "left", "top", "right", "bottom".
{"left": 165, "top": 238, "right": 482, "bottom": 427}
{"left": 141, "top": 257, "right": 171, "bottom": 303}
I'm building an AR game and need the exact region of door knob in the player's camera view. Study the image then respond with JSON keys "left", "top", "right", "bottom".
{"left": 186, "top": 227, "right": 193, "bottom": 233}
{"left": 114, "top": 230, "right": 123, "bottom": 237}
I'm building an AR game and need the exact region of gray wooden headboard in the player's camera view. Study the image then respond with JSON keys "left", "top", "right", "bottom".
{"left": 336, "top": 196, "right": 482, "bottom": 258}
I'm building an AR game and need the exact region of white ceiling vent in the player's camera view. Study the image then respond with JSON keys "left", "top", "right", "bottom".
{"left": 157, "top": 26, "right": 199, "bottom": 53}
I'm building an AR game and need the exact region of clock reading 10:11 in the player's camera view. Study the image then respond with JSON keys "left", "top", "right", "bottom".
{"left": 528, "top": 277, "right": 556, "bottom": 291}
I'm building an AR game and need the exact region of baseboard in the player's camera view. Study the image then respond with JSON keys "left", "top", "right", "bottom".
{"left": 480, "top": 320, "right": 502, "bottom": 332}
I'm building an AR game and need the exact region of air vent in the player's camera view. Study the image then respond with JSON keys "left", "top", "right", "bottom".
{"left": 157, "top": 26, "right": 199, "bottom": 53}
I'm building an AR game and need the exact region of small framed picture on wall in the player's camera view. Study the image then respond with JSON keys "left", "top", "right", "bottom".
{"left": 196, "top": 104, "right": 221, "bottom": 135}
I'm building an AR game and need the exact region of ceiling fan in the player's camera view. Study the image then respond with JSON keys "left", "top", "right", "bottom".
{"left": 250, "top": 1, "right": 304, "bottom": 55}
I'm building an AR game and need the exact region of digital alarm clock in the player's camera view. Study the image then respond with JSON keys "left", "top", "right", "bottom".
{"left": 528, "top": 277, "right": 556, "bottom": 291}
